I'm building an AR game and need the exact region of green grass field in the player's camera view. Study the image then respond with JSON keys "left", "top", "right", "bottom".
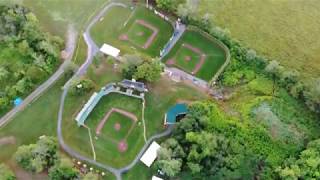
{"left": 91, "top": 5, "right": 173, "bottom": 57}
{"left": 83, "top": 93, "right": 143, "bottom": 165}
{"left": 98, "top": 111, "right": 136, "bottom": 141}
{"left": 127, "top": 21, "right": 155, "bottom": 48}
{"left": 21, "top": 0, "right": 109, "bottom": 36}
{"left": 197, "top": 0, "right": 320, "bottom": 79}
{"left": 164, "top": 29, "right": 227, "bottom": 81}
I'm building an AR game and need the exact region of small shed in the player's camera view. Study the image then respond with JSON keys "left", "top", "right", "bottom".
{"left": 14, "top": 98, "right": 23, "bottom": 107}
{"left": 164, "top": 103, "right": 188, "bottom": 125}
{"left": 100, "top": 43, "right": 120, "bottom": 58}
{"left": 140, "top": 141, "right": 161, "bottom": 167}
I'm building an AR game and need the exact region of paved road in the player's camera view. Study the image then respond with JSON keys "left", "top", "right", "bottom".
{"left": 57, "top": 2, "right": 175, "bottom": 180}
{"left": 0, "top": 25, "right": 77, "bottom": 128}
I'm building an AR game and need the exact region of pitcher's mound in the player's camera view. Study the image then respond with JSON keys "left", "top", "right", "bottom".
{"left": 118, "top": 140, "right": 128, "bottom": 152}
{"left": 114, "top": 122, "right": 121, "bottom": 131}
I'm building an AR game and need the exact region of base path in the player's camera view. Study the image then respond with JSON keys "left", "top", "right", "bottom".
{"left": 135, "top": 19, "right": 159, "bottom": 49}
{"left": 96, "top": 108, "right": 138, "bottom": 135}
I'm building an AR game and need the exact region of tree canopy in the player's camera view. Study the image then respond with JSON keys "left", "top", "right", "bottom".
{"left": 0, "top": 4, "right": 63, "bottom": 112}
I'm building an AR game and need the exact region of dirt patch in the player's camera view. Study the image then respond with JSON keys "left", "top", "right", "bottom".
{"left": 136, "top": 31, "right": 144, "bottom": 36}
{"left": 0, "top": 136, "right": 16, "bottom": 146}
{"left": 114, "top": 122, "right": 121, "bottom": 131}
{"left": 166, "top": 58, "right": 175, "bottom": 65}
{"left": 119, "top": 34, "right": 129, "bottom": 41}
{"left": 185, "top": 56, "right": 191, "bottom": 62}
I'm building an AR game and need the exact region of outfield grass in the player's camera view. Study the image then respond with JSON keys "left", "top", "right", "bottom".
{"left": 91, "top": 5, "right": 173, "bottom": 57}
{"left": 197, "top": 0, "right": 320, "bottom": 79}
{"left": 164, "top": 29, "right": 227, "bottom": 81}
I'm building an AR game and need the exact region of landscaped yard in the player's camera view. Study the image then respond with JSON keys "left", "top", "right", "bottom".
{"left": 164, "top": 29, "right": 227, "bottom": 81}
{"left": 91, "top": 5, "right": 173, "bottom": 57}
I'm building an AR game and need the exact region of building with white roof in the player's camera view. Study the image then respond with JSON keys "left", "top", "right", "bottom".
{"left": 100, "top": 43, "right": 120, "bottom": 58}
{"left": 140, "top": 141, "right": 161, "bottom": 167}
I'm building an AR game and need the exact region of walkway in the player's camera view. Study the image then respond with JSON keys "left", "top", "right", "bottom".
{"left": 160, "top": 23, "right": 186, "bottom": 59}
{"left": 57, "top": 2, "right": 174, "bottom": 180}
{"left": 0, "top": 25, "right": 77, "bottom": 127}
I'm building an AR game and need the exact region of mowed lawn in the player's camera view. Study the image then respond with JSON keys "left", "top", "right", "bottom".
{"left": 21, "top": 0, "right": 109, "bottom": 36}
{"left": 91, "top": 5, "right": 173, "bottom": 57}
{"left": 197, "top": 0, "right": 320, "bottom": 79}
{"left": 164, "top": 29, "right": 227, "bottom": 81}
{"left": 0, "top": 76, "right": 67, "bottom": 162}
{"left": 61, "top": 58, "right": 208, "bottom": 168}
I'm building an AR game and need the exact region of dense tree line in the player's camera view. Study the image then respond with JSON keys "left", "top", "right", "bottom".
{"left": 157, "top": 102, "right": 297, "bottom": 179}
{"left": 0, "top": 4, "right": 63, "bottom": 112}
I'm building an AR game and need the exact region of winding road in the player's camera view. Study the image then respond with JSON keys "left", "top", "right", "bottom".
{"left": 57, "top": 2, "right": 174, "bottom": 180}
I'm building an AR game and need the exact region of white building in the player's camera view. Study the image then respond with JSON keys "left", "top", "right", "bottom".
{"left": 140, "top": 141, "right": 161, "bottom": 167}
{"left": 100, "top": 43, "right": 120, "bottom": 58}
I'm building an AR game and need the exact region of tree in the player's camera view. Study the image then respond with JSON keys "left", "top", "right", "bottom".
{"left": 0, "top": 66, "right": 9, "bottom": 81}
{"left": 0, "top": 163, "right": 16, "bottom": 180}
{"left": 304, "top": 78, "right": 320, "bottom": 113}
{"left": 15, "top": 136, "right": 58, "bottom": 173}
{"left": 246, "top": 49, "right": 257, "bottom": 61}
{"left": 48, "top": 164, "right": 79, "bottom": 180}
{"left": 48, "top": 155, "right": 79, "bottom": 180}
{"left": 70, "top": 78, "right": 95, "bottom": 96}
{"left": 265, "top": 60, "right": 283, "bottom": 78}
{"left": 277, "top": 139, "right": 320, "bottom": 179}
{"left": 157, "top": 159, "right": 182, "bottom": 177}
{"left": 133, "top": 58, "right": 163, "bottom": 82}
{"left": 156, "top": 0, "right": 176, "bottom": 11}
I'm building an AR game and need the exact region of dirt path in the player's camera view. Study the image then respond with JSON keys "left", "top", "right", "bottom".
{"left": 0, "top": 136, "right": 16, "bottom": 145}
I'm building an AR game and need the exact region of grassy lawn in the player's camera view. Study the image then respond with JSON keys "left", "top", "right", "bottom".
{"left": 21, "top": 0, "right": 109, "bottom": 36}
{"left": 91, "top": 5, "right": 173, "bottom": 57}
{"left": 62, "top": 57, "right": 208, "bottom": 169}
{"left": 197, "top": 0, "right": 320, "bottom": 79}
{"left": 164, "top": 29, "right": 227, "bottom": 81}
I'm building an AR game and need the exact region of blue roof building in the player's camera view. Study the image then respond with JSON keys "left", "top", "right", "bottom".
{"left": 164, "top": 103, "right": 188, "bottom": 125}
